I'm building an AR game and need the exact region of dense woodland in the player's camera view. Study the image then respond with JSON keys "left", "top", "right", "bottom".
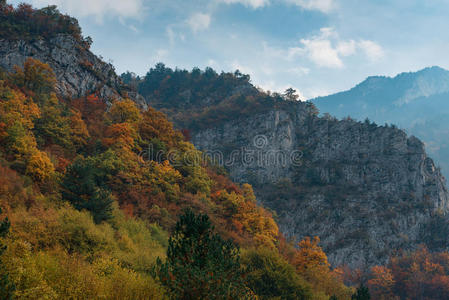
{"left": 0, "top": 2, "right": 449, "bottom": 299}
{"left": 0, "top": 1, "right": 90, "bottom": 46}
{"left": 0, "top": 57, "right": 355, "bottom": 299}
{"left": 121, "top": 63, "right": 315, "bottom": 130}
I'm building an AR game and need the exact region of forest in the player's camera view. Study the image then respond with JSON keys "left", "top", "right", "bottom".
{"left": 0, "top": 1, "right": 88, "bottom": 46}
{"left": 0, "top": 57, "right": 355, "bottom": 299}
{"left": 121, "top": 63, "right": 315, "bottom": 131}
{"left": 1, "top": 2, "right": 449, "bottom": 299}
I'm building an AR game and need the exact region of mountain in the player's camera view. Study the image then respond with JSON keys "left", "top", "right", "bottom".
{"left": 128, "top": 65, "right": 449, "bottom": 268}
{"left": 4, "top": 2, "right": 449, "bottom": 298}
{"left": 0, "top": 5, "right": 146, "bottom": 108}
{"left": 0, "top": 3, "right": 355, "bottom": 299}
{"left": 313, "top": 66, "right": 449, "bottom": 181}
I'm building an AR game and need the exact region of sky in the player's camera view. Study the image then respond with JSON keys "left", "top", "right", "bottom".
{"left": 11, "top": 0, "right": 449, "bottom": 99}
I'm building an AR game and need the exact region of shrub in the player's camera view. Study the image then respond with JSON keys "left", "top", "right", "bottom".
{"left": 240, "top": 247, "right": 313, "bottom": 300}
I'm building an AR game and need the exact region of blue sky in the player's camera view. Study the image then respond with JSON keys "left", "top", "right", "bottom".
{"left": 12, "top": 0, "right": 449, "bottom": 99}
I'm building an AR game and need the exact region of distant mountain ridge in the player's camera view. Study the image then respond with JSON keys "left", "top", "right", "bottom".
{"left": 313, "top": 66, "right": 449, "bottom": 180}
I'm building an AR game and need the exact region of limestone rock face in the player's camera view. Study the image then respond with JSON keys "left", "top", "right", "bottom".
{"left": 191, "top": 102, "right": 449, "bottom": 268}
{"left": 0, "top": 34, "right": 146, "bottom": 107}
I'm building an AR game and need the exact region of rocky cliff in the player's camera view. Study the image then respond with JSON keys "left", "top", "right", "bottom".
{"left": 0, "top": 34, "right": 146, "bottom": 107}
{"left": 191, "top": 103, "right": 449, "bottom": 267}
{"left": 313, "top": 67, "right": 449, "bottom": 182}
{"left": 131, "top": 65, "right": 449, "bottom": 268}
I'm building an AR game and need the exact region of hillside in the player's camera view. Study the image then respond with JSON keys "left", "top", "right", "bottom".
{"left": 313, "top": 66, "right": 449, "bottom": 181}
{"left": 129, "top": 64, "right": 449, "bottom": 268}
{"left": 4, "top": 2, "right": 449, "bottom": 299}
{"left": 0, "top": 3, "right": 145, "bottom": 107}
{"left": 0, "top": 3, "right": 354, "bottom": 299}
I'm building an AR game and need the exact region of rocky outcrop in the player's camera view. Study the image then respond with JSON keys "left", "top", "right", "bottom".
{"left": 313, "top": 67, "right": 449, "bottom": 183}
{"left": 0, "top": 34, "right": 146, "bottom": 107}
{"left": 191, "top": 102, "right": 449, "bottom": 268}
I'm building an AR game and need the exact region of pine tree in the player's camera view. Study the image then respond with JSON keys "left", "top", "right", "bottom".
{"left": 351, "top": 283, "right": 371, "bottom": 300}
{"left": 156, "top": 209, "right": 254, "bottom": 299}
{"left": 61, "top": 157, "right": 114, "bottom": 224}
{"left": 283, "top": 88, "right": 299, "bottom": 101}
{"left": 0, "top": 208, "right": 15, "bottom": 300}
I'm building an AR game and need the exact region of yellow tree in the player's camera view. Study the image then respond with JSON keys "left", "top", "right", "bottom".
{"left": 25, "top": 151, "right": 55, "bottom": 182}
{"left": 139, "top": 107, "right": 183, "bottom": 147}
{"left": 103, "top": 123, "right": 136, "bottom": 152}
{"left": 293, "top": 237, "right": 352, "bottom": 299}
{"left": 69, "top": 109, "right": 90, "bottom": 149}
{"left": 12, "top": 58, "right": 56, "bottom": 97}
{"left": 294, "top": 236, "right": 329, "bottom": 273}
{"left": 108, "top": 98, "right": 141, "bottom": 125}
{"left": 367, "top": 266, "right": 396, "bottom": 299}
{"left": 0, "top": 85, "right": 40, "bottom": 131}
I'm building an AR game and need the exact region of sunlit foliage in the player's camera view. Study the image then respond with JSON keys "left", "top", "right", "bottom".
{"left": 0, "top": 42, "right": 350, "bottom": 298}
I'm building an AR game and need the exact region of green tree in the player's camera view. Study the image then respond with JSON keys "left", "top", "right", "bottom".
{"left": 352, "top": 284, "right": 370, "bottom": 300}
{"left": 33, "top": 94, "right": 72, "bottom": 148}
{"left": 156, "top": 209, "right": 253, "bottom": 299}
{"left": 61, "top": 156, "right": 114, "bottom": 224}
{"left": 283, "top": 88, "right": 299, "bottom": 101}
{"left": 241, "top": 248, "right": 313, "bottom": 300}
{"left": 0, "top": 208, "right": 15, "bottom": 300}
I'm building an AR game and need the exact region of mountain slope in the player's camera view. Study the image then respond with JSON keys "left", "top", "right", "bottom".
{"left": 313, "top": 66, "right": 449, "bottom": 180}
{"left": 0, "top": 3, "right": 354, "bottom": 299}
{"left": 130, "top": 65, "right": 449, "bottom": 268}
{"left": 0, "top": 4, "right": 145, "bottom": 107}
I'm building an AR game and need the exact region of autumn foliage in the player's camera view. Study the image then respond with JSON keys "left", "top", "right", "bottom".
{"left": 0, "top": 50, "right": 352, "bottom": 298}
{"left": 367, "top": 246, "right": 449, "bottom": 299}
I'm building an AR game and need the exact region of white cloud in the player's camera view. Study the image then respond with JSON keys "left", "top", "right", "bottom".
{"left": 220, "top": 0, "right": 335, "bottom": 12}
{"left": 220, "top": 0, "right": 270, "bottom": 9}
{"left": 254, "top": 80, "right": 305, "bottom": 100}
{"left": 300, "top": 38, "right": 343, "bottom": 68}
{"left": 287, "top": 0, "right": 335, "bottom": 13}
{"left": 187, "top": 13, "right": 211, "bottom": 33}
{"left": 336, "top": 40, "right": 356, "bottom": 56}
{"left": 359, "top": 40, "right": 385, "bottom": 61}
{"left": 230, "top": 60, "right": 254, "bottom": 76}
{"left": 287, "top": 47, "right": 306, "bottom": 59}
{"left": 289, "top": 27, "right": 384, "bottom": 68}
{"left": 207, "top": 59, "right": 219, "bottom": 68}
{"left": 30, "top": 0, "right": 144, "bottom": 21}
{"left": 319, "top": 27, "right": 338, "bottom": 39}
{"left": 304, "top": 87, "right": 332, "bottom": 99}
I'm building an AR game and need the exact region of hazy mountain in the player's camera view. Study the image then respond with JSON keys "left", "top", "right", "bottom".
{"left": 313, "top": 66, "right": 449, "bottom": 180}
